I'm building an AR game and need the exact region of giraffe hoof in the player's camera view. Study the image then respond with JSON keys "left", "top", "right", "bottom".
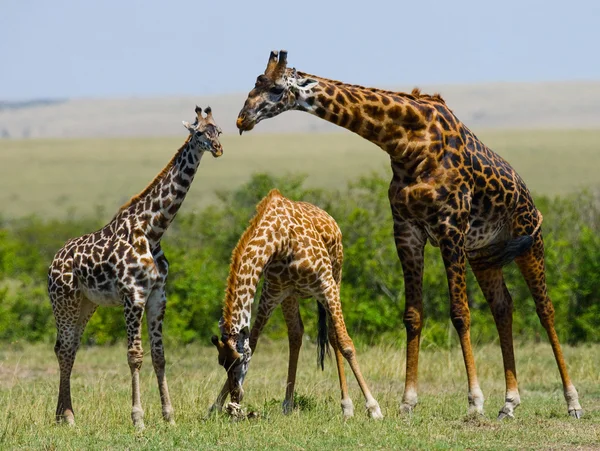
{"left": 163, "top": 410, "right": 175, "bottom": 425}
{"left": 56, "top": 414, "right": 76, "bottom": 426}
{"left": 467, "top": 405, "right": 485, "bottom": 416}
{"left": 366, "top": 400, "right": 383, "bottom": 420}
{"left": 569, "top": 409, "right": 584, "bottom": 419}
{"left": 282, "top": 399, "right": 294, "bottom": 415}
{"left": 208, "top": 404, "right": 222, "bottom": 416}
{"left": 134, "top": 421, "right": 145, "bottom": 431}
{"left": 497, "top": 410, "right": 514, "bottom": 420}
{"left": 400, "top": 403, "right": 414, "bottom": 414}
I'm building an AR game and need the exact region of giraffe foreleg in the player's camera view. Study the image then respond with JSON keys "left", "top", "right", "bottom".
{"left": 515, "top": 233, "right": 583, "bottom": 418}
{"left": 209, "top": 282, "right": 281, "bottom": 414}
{"left": 281, "top": 296, "right": 302, "bottom": 414}
{"left": 473, "top": 267, "right": 520, "bottom": 419}
{"left": 146, "top": 287, "right": 175, "bottom": 425}
{"left": 440, "top": 232, "right": 485, "bottom": 415}
{"left": 123, "top": 290, "right": 148, "bottom": 429}
{"left": 393, "top": 220, "right": 426, "bottom": 414}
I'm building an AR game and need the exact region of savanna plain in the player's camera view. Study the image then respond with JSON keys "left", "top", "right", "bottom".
{"left": 0, "top": 129, "right": 599, "bottom": 449}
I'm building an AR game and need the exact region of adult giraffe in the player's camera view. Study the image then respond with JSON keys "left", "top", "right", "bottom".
{"left": 235, "top": 50, "right": 583, "bottom": 419}
{"left": 48, "top": 107, "right": 223, "bottom": 429}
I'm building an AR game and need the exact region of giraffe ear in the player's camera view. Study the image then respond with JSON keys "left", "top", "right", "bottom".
{"left": 182, "top": 120, "right": 194, "bottom": 132}
{"left": 296, "top": 77, "right": 318, "bottom": 90}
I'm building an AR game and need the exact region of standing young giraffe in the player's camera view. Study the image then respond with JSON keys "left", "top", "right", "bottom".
{"left": 234, "top": 50, "right": 583, "bottom": 420}
{"left": 210, "top": 189, "right": 382, "bottom": 419}
{"left": 47, "top": 107, "right": 223, "bottom": 429}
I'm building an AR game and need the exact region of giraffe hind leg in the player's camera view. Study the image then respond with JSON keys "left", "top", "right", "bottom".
{"left": 52, "top": 291, "right": 97, "bottom": 426}
{"left": 319, "top": 286, "right": 382, "bottom": 419}
{"left": 472, "top": 267, "right": 520, "bottom": 419}
{"left": 515, "top": 233, "right": 583, "bottom": 418}
{"left": 324, "top": 306, "right": 354, "bottom": 418}
{"left": 281, "top": 296, "right": 303, "bottom": 414}
{"left": 145, "top": 287, "right": 175, "bottom": 424}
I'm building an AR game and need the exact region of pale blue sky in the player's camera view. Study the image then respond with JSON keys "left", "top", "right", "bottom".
{"left": 1, "top": 0, "right": 599, "bottom": 99}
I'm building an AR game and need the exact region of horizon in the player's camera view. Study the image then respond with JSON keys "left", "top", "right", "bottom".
{"left": 3, "top": 79, "right": 600, "bottom": 103}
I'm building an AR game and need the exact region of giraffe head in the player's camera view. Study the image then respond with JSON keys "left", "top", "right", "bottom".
{"left": 236, "top": 50, "right": 318, "bottom": 133}
{"left": 182, "top": 106, "right": 223, "bottom": 157}
{"left": 211, "top": 326, "right": 251, "bottom": 403}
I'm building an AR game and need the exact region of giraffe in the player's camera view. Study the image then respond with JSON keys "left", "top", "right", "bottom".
{"left": 47, "top": 106, "right": 223, "bottom": 429}
{"left": 234, "top": 50, "right": 584, "bottom": 420}
{"left": 210, "top": 189, "right": 382, "bottom": 419}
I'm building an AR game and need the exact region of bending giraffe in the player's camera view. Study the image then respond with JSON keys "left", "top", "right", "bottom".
{"left": 47, "top": 107, "right": 223, "bottom": 429}
{"left": 234, "top": 50, "right": 583, "bottom": 420}
{"left": 210, "top": 189, "right": 382, "bottom": 419}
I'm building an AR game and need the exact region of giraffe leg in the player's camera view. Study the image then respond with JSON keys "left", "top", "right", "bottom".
{"left": 515, "top": 233, "right": 583, "bottom": 418}
{"left": 393, "top": 222, "right": 426, "bottom": 414}
{"left": 320, "top": 285, "right": 382, "bottom": 419}
{"left": 327, "top": 313, "right": 354, "bottom": 418}
{"left": 473, "top": 267, "right": 520, "bottom": 419}
{"left": 123, "top": 290, "right": 148, "bottom": 429}
{"left": 440, "top": 235, "right": 484, "bottom": 415}
{"left": 209, "top": 283, "right": 281, "bottom": 414}
{"left": 53, "top": 295, "right": 97, "bottom": 425}
{"left": 281, "top": 296, "right": 303, "bottom": 414}
{"left": 146, "top": 287, "right": 175, "bottom": 424}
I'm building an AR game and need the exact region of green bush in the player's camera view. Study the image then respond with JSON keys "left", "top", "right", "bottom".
{"left": 0, "top": 173, "right": 598, "bottom": 347}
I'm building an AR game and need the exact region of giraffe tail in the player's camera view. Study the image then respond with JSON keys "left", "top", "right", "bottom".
{"left": 317, "top": 302, "right": 331, "bottom": 371}
{"left": 467, "top": 235, "right": 534, "bottom": 271}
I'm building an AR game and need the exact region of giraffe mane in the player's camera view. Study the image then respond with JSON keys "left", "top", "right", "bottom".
{"left": 296, "top": 71, "right": 446, "bottom": 103}
{"left": 222, "top": 188, "right": 283, "bottom": 333}
{"left": 114, "top": 136, "right": 192, "bottom": 217}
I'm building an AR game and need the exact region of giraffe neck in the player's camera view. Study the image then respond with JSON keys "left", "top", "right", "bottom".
{"left": 221, "top": 191, "right": 284, "bottom": 337}
{"left": 117, "top": 138, "right": 203, "bottom": 248}
{"left": 292, "top": 71, "right": 453, "bottom": 165}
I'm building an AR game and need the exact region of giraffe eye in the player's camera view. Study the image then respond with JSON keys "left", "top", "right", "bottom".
{"left": 269, "top": 86, "right": 285, "bottom": 96}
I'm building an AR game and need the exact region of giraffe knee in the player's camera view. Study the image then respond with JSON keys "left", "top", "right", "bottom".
{"left": 289, "top": 321, "right": 304, "bottom": 343}
{"left": 450, "top": 306, "right": 471, "bottom": 335}
{"left": 535, "top": 301, "right": 555, "bottom": 322}
{"left": 128, "top": 350, "right": 144, "bottom": 370}
{"left": 403, "top": 309, "right": 422, "bottom": 335}
{"left": 151, "top": 350, "right": 166, "bottom": 369}
{"left": 490, "top": 300, "right": 512, "bottom": 319}
{"left": 340, "top": 341, "right": 355, "bottom": 360}
{"left": 54, "top": 338, "right": 74, "bottom": 359}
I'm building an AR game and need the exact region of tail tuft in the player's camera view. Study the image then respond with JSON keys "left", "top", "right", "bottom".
{"left": 317, "top": 302, "right": 330, "bottom": 371}
{"left": 468, "top": 235, "right": 534, "bottom": 271}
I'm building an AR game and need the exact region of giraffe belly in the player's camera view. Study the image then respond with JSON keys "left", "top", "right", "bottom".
{"left": 80, "top": 283, "right": 122, "bottom": 307}
{"left": 465, "top": 218, "right": 511, "bottom": 251}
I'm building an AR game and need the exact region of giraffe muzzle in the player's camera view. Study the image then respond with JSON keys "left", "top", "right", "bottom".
{"left": 210, "top": 146, "right": 223, "bottom": 158}
{"left": 236, "top": 114, "right": 255, "bottom": 134}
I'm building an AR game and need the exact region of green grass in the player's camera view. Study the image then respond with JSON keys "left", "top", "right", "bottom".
{"left": 1, "top": 341, "right": 598, "bottom": 449}
{"left": 1, "top": 129, "right": 599, "bottom": 219}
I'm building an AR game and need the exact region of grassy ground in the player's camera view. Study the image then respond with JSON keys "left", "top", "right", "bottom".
{"left": 0, "top": 341, "right": 598, "bottom": 449}
{"left": 1, "top": 129, "right": 599, "bottom": 219}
